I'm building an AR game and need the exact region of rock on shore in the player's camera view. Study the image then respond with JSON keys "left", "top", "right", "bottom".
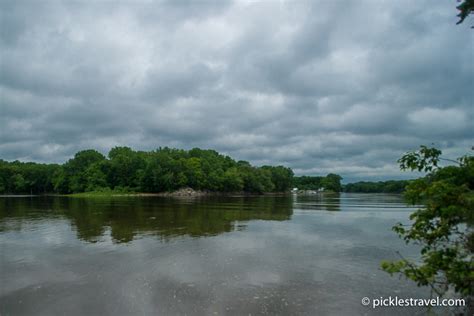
{"left": 161, "top": 187, "right": 208, "bottom": 197}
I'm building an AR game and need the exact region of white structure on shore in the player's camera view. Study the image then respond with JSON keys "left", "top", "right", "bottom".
{"left": 292, "top": 187, "right": 325, "bottom": 195}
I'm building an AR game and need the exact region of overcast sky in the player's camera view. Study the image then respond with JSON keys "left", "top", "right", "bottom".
{"left": 0, "top": 0, "right": 472, "bottom": 182}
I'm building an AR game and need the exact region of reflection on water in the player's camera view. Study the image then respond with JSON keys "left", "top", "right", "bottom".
{"left": 0, "top": 194, "right": 432, "bottom": 315}
{"left": 0, "top": 196, "right": 293, "bottom": 243}
{"left": 294, "top": 193, "right": 420, "bottom": 212}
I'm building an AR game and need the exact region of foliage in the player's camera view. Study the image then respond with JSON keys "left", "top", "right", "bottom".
{"left": 344, "top": 180, "right": 411, "bottom": 193}
{"left": 398, "top": 145, "right": 442, "bottom": 172}
{"left": 0, "top": 147, "right": 296, "bottom": 194}
{"left": 262, "top": 166, "right": 294, "bottom": 192}
{"left": 457, "top": 0, "right": 474, "bottom": 26}
{"left": 381, "top": 146, "right": 473, "bottom": 307}
{"left": 0, "top": 159, "right": 60, "bottom": 194}
{"left": 321, "top": 173, "right": 343, "bottom": 192}
{"left": 293, "top": 174, "right": 343, "bottom": 192}
{"left": 292, "top": 175, "right": 323, "bottom": 190}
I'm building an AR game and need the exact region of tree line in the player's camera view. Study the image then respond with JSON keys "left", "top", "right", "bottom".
{"left": 0, "top": 147, "right": 296, "bottom": 194}
{"left": 343, "top": 180, "right": 411, "bottom": 193}
{"left": 292, "top": 174, "right": 343, "bottom": 192}
{"left": 3, "top": 146, "right": 384, "bottom": 195}
{"left": 292, "top": 176, "right": 409, "bottom": 193}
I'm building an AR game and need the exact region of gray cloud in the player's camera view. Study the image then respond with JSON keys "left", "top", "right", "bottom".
{"left": 0, "top": 0, "right": 472, "bottom": 182}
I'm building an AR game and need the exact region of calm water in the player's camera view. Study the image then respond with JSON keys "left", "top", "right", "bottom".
{"left": 0, "top": 193, "right": 432, "bottom": 315}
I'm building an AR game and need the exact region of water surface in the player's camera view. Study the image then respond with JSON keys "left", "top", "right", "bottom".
{"left": 0, "top": 193, "right": 432, "bottom": 315}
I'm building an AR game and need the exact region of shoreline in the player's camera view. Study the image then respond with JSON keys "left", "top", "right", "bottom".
{"left": 0, "top": 189, "right": 346, "bottom": 198}
{"left": 0, "top": 188, "right": 293, "bottom": 198}
{"left": 67, "top": 189, "right": 293, "bottom": 198}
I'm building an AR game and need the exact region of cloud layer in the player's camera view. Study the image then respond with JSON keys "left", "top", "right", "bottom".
{"left": 1, "top": 0, "right": 472, "bottom": 182}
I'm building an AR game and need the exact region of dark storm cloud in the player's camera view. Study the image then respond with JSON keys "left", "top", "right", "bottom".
{"left": 0, "top": 0, "right": 472, "bottom": 182}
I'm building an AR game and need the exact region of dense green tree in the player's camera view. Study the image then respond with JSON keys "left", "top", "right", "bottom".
{"left": 262, "top": 166, "right": 294, "bottom": 192}
{"left": 344, "top": 180, "right": 410, "bottom": 193}
{"left": 321, "top": 173, "right": 343, "bottom": 192}
{"left": 107, "top": 147, "right": 144, "bottom": 190}
{"left": 222, "top": 167, "right": 244, "bottom": 192}
{"left": 63, "top": 149, "right": 107, "bottom": 193}
{"left": 138, "top": 155, "right": 163, "bottom": 192}
{"left": 182, "top": 157, "right": 205, "bottom": 189}
{"left": 84, "top": 162, "right": 108, "bottom": 192}
{"left": 0, "top": 147, "right": 297, "bottom": 194}
{"left": 293, "top": 176, "right": 323, "bottom": 190}
{"left": 68, "top": 150, "right": 106, "bottom": 172}
{"left": 238, "top": 165, "right": 274, "bottom": 193}
{"left": 381, "top": 146, "right": 473, "bottom": 313}
{"left": 11, "top": 174, "right": 27, "bottom": 192}
{"left": 292, "top": 174, "right": 343, "bottom": 192}
{"left": 52, "top": 167, "right": 69, "bottom": 194}
{"left": 0, "top": 160, "right": 60, "bottom": 194}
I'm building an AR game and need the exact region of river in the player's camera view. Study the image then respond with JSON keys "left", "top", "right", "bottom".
{"left": 1, "top": 193, "right": 433, "bottom": 315}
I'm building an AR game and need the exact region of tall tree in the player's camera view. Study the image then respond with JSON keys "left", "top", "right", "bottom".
{"left": 381, "top": 146, "right": 473, "bottom": 314}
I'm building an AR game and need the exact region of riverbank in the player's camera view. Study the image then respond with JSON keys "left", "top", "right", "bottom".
{"left": 64, "top": 187, "right": 291, "bottom": 198}
{"left": 1, "top": 189, "right": 334, "bottom": 198}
